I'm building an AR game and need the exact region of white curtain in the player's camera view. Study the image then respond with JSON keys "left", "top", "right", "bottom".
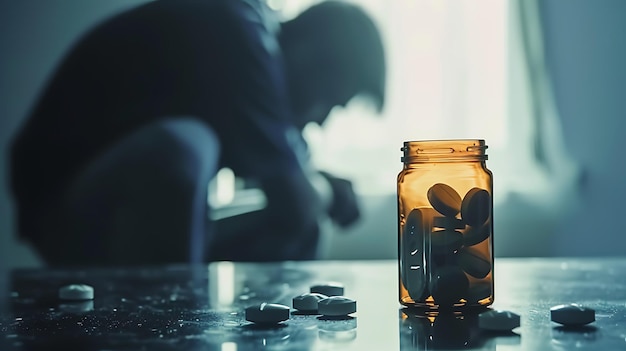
{"left": 507, "top": 0, "right": 581, "bottom": 206}
{"left": 494, "top": 0, "right": 582, "bottom": 256}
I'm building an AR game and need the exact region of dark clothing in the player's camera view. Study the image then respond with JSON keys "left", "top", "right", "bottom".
{"left": 31, "top": 119, "right": 221, "bottom": 265}
{"left": 10, "top": 0, "right": 305, "bottom": 242}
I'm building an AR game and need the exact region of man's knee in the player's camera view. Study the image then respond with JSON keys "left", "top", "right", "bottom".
{"left": 42, "top": 117, "right": 221, "bottom": 265}
{"left": 124, "top": 117, "right": 221, "bottom": 182}
{"left": 156, "top": 118, "right": 221, "bottom": 174}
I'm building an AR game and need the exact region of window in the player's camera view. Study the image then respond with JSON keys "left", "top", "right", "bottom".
{"left": 274, "top": 0, "right": 580, "bottom": 212}
{"left": 272, "top": 0, "right": 509, "bottom": 198}
{"left": 271, "top": 0, "right": 584, "bottom": 258}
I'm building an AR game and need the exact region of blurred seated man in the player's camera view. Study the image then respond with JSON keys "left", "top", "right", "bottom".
{"left": 9, "top": 0, "right": 385, "bottom": 266}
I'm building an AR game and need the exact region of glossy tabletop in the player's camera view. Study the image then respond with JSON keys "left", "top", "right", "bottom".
{"left": 1, "top": 258, "right": 625, "bottom": 350}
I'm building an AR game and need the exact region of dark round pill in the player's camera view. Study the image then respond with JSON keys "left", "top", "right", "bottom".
{"left": 462, "top": 222, "right": 490, "bottom": 247}
{"left": 245, "top": 303, "right": 290, "bottom": 324}
{"left": 479, "top": 310, "right": 520, "bottom": 331}
{"left": 461, "top": 188, "right": 491, "bottom": 227}
{"left": 429, "top": 229, "right": 463, "bottom": 253}
{"left": 427, "top": 183, "right": 462, "bottom": 217}
{"left": 458, "top": 247, "right": 491, "bottom": 279}
{"left": 429, "top": 252, "right": 459, "bottom": 267}
{"left": 311, "top": 283, "right": 344, "bottom": 297}
{"left": 318, "top": 296, "right": 357, "bottom": 316}
{"left": 293, "top": 293, "right": 328, "bottom": 313}
{"left": 401, "top": 208, "right": 432, "bottom": 300}
{"left": 429, "top": 266, "right": 469, "bottom": 306}
{"left": 550, "top": 304, "right": 595, "bottom": 326}
{"left": 433, "top": 216, "right": 466, "bottom": 230}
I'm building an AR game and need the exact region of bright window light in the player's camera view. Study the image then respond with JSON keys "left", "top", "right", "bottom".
{"left": 278, "top": 0, "right": 508, "bottom": 196}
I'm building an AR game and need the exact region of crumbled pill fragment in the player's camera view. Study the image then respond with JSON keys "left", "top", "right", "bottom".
{"left": 478, "top": 310, "right": 520, "bottom": 331}
{"left": 245, "top": 303, "right": 290, "bottom": 324}
{"left": 59, "top": 284, "right": 94, "bottom": 301}
{"left": 550, "top": 304, "right": 595, "bottom": 326}
{"left": 318, "top": 296, "right": 357, "bottom": 316}
{"left": 427, "top": 183, "right": 462, "bottom": 217}
{"left": 458, "top": 246, "right": 491, "bottom": 279}
{"left": 293, "top": 293, "right": 328, "bottom": 313}
{"left": 433, "top": 216, "right": 466, "bottom": 230}
{"left": 311, "top": 283, "right": 344, "bottom": 297}
{"left": 461, "top": 188, "right": 491, "bottom": 227}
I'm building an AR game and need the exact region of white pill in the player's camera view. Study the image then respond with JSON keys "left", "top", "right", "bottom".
{"left": 550, "top": 304, "right": 595, "bottom": 326}
{"left": 311, "top": 283, "right": 344, "bottom": 297}
{"left": 245, "top": 303, "right": 290, "bottom": 324}
{"left": 293, "top": 293, "right": 328, "bottom": 312}
{"left": 318, "top": 296, "right": 357, "bottom": 316}
{"left": 478, "top": 310, "right": 520, "bottom": 331}
{"left": 59, "top": 284, "right": 94, "bottom": 300}
{"left": 427, "top": 183, "right": 462, "bottom": 217}
{"left": 461, "top": 188, "right": 491, "bottom": 227}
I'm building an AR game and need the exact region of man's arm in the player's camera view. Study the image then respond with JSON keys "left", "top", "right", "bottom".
{"left": 201, "top": 1, "right": 357, "bottom": 260}
{"left": 211, "top": 170, "right": 327, "bottom": 261}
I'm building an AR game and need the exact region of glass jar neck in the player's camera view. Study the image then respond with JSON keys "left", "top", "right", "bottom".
{"left": 401, "top": 139, "right": 488, "bottom": 164}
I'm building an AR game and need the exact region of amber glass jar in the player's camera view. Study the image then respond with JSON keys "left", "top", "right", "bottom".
{"left": 397, "top": 139, "right": 494, "bottom": 309}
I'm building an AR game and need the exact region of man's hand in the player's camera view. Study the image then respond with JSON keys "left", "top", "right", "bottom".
{"left": 319, "top": 171, "right": 360, "bottom": 228}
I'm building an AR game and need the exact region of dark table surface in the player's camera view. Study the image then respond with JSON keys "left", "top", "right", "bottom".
{"left": 1, "top": 257, "right": 625, "bottom": 350}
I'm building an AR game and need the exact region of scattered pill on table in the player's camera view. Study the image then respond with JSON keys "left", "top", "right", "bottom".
{"left": 311, "top": 283, "right": 344, "bottom": 297}
{"left": 318, "top": 296, "right": 357, "bottom": 316}
{"left": 293, "top": 293, "right": 328, "bottom": 313}
{"left": 245, "top": 303, "right": 290, "bottom": 324}
{"left": 59, "top": 284, "right": 94, "bottom": 301}
{"left": 550, "top": 304, "right": 595, "bottom": 326}
{"left": 427, "top": 183, "right": 462, "bottom": 217}
{"left": 478, "top": 310, "right": 520, "bottom": 331}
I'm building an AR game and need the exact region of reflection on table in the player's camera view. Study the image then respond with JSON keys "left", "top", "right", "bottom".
{"left": 1, "top": 258, "right": 625, "bottom": 350}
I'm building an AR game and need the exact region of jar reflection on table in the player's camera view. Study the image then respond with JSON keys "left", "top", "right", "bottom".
{"left": 397, "top": 140, "right": 494, "bottom": 309}
{"left": 399, "top": 308, "right": 489, "bottom": 350}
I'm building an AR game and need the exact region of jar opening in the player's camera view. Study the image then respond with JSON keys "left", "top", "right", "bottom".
{"left": 401, "top": 139, "right": 488, "bottom": 163}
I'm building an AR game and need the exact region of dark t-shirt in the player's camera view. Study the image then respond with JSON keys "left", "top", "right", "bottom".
{"left": 9, "top": 0, "right": 305, "bottom": 240}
